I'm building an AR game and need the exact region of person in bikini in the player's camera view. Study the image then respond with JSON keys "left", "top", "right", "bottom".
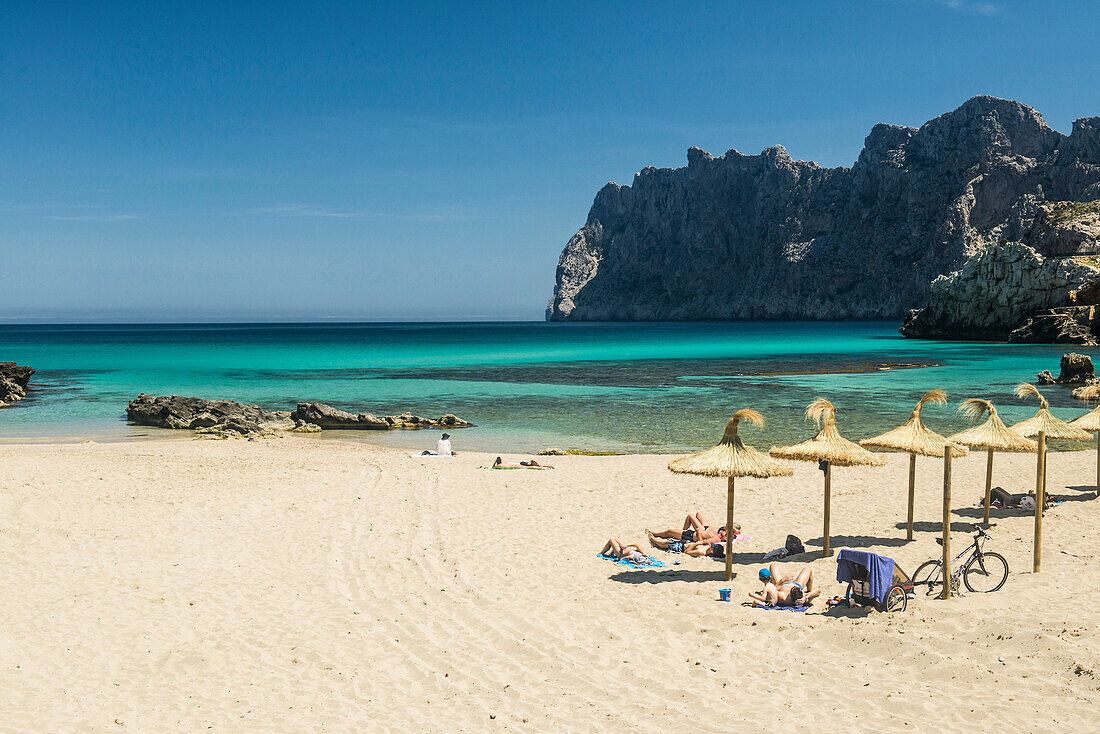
{"left": 600, "top": 538, "right": 654, "bottom": 565}
{"left": 492, "top": 457, "right": 554, "bottom": 469}
{"left": 748, "top": 563, "right": 821, "bottom": 607}
{"left": 647, "top": 512, "right": 739, "bottom": 544}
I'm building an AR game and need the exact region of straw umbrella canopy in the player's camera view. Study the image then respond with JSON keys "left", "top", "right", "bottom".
{"left": 860, "top": 389, "right": 968, "bottom": 541}
{"left": 949, "top": 399, "right": 1037, "bottom": 526}
{"left": 1013, "top": 382, "right": 1090, "bottom": 519}
{"left": 1011, "top": 383, "right": 1092, "bottom": 441}
{"left": 1069, "top": 384, "right": 1100, "bottom": 495}
{"left": 769, "top": 398, "right": 886, "bottom": 557}
{"left": 668, "top": 409, "right": 793, "bottom": 581}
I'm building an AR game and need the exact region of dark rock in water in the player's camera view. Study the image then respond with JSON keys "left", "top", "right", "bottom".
{"left": 1056, "top": 353, "right": 1095, "bottom": 384}
{"left": 548, "top": 96, "right": 1100, "bottom": 322}
{"left": 290, "top": 402, "right": 472, "bottom": 430}
{"left": 126, "top": 394, "right": 273, "bottom": 435}
{"left": 1008, "top": 308, "right": 1098, "bottom": 346}
{"left": 0, "top": 362, "right": 35, "bottom": 407}
{"left": 0, "top": 362, "right": 34, "bottom": 388}
{"left": 290, "top": 402, "right": 390, "bottom": 430}
{"left": 1037, "top": 370, "right": 1056, "bottom": 385}
{"left": 129, "top": 396, "right": 471, "bottom": 436}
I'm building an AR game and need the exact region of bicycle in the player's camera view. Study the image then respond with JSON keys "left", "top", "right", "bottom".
{"left": 913, "top": 525, "right": 1008, "bottom": 596}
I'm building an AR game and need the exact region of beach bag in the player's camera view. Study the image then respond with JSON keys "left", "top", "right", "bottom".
{"left": 785, "top": 535, "right": 804, "bottom": 556}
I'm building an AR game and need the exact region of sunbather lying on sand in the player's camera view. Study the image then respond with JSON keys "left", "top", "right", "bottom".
{"left": 980, "top": 487, "right": 1054, "bottom": 510}
{"left": 647, "top": 512, "right": 739, "bottom": 543}
{"left": 748, "top": 563, "right": 821, "bottom": 607}
{"left": 600, "top": 538, "right": 653, "bottom": 565}
{"left": 646, "top": 531, "right": 727, "bottom": 558}
{"left": 492, "top": 457, "right": 554, "bottom": 469}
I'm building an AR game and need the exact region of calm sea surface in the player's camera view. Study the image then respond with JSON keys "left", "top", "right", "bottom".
{"left": 0, "top": 321, "right": 1094, "bottom": 453}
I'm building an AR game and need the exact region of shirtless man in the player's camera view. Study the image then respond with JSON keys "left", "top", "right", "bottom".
{"left": 748, "top": 563, "right": 821, "bottom": 607}
{"left": 647, "top": 512, "right": 738, "bottom": 544}
{"left": 646, "top": 530, "right": 728, "bottom": 558}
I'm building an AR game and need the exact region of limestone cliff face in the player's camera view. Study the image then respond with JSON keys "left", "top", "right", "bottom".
{"left": 898, "top": 242, "right": 1098, "bottom": 339}
{"left": 547, "top": 96, "right": 1100, "bottom": 321}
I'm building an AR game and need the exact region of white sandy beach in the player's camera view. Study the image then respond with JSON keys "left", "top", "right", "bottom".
{"left": 1, "top": 438, "right": 1098, "bottom": 731}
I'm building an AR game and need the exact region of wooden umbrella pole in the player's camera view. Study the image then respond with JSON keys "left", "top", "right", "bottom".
{"left": 941, "top": 451, "right": 952, "bottom": 599}
{"left": 982, "top": 448, "right": 994, "bottom": 527}
{"left": 1095, "top": 431, "right": 1099, "bottom": 498}
{"left": 725, "top": 476, "right": 735, "bottom": 582}
{"left": 1034, "top": 431, "right": 1046, "bottom": 573}
{"left": 907, "top": 453, "right": 916, "bottom": 541}
{"left": 823, "top": 462, "right": 832, "bottom": 558}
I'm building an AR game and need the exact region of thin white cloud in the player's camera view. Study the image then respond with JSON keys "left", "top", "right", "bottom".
{"left": 232, "top": 203, "right": 480, "bottom": 221}
{"left": 236, "top": 203, "right": 360, "bottom": 218}
{"left": 927, "top": 0, "right": 1001, "bottom": 15}
{"left": 50, "top": 213, "right": 143, "bottom": 222}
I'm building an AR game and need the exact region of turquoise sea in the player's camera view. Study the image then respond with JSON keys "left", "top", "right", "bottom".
{"left": 0, "top": 322, "right": 1095, "bottom": 453}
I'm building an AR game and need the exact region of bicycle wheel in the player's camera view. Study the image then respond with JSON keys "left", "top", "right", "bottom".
{"left": 913, "top": 560, "right": 943, "bottom": 596}
{"left": 963, "top": 551, "right": 1009, "bottom": 593}
{"left": 882, "top": 585, "right": 907, "bottom": 613}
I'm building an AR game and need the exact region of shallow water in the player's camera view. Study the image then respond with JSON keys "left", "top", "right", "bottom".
{"left": 0, "top": 321, "right": 1094, "bottom": 453}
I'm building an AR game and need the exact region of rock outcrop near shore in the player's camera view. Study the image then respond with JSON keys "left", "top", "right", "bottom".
{"left": 899, "top": 242, "right": 1099, "bottom": 341}
{"left": 0, "top": 362, "right": 35, "bottom": 407}
{"left": 126, "top": 394, "right": 286, "bottom": 436}
{"left": 290, "top": 402, "right": 472, "bottom": 430}
{"left": 126, "top": 395, "right": 472, "bottom": 437}
{"left": 547, "top": 96, "right": 1100, "bottom": 321}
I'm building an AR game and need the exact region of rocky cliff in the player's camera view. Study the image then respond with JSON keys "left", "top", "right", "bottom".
{"left": 898, "top": 242, "right": 1099, "bottom": 340}
{"left": 547, "top": 96, "right": 1100, "bottom": 321}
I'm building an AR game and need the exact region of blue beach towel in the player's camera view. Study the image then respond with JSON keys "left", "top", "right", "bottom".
{"left": 751, "top": 604, "right": 810, "bottom": 612}
{"left": 598, "top": 553, "right": 667, "bottom": 569}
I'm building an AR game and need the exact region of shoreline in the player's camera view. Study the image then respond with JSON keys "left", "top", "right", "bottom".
{"left": 2, "top": 438, "right": 1098, "bottom": 729}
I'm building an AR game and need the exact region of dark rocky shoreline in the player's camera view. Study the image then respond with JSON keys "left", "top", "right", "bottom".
{"left": 126, "top": 394, "right": 472, "bottom": 438}
{"left": 0, "top": 362, "right": 35, "bottom": 407}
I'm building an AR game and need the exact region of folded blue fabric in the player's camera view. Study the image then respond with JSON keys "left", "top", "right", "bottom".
{"left": 598, "top": 553, "right": 667, "bottom": 569}
{"left": 836, "top": 549, "right": 895, "bottom": 604}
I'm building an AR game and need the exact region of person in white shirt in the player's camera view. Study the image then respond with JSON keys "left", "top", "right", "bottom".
{"left": 435, "top": 433, "right": 455, "bottom": 456}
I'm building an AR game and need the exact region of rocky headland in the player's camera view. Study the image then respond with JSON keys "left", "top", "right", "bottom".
{"left": 0, "top": 362, "right": 35, "bottom": 407}
{"left": 126, "top": 394, "right": 471, "bottom": 438}
{"left": 547, "top": 96, "right": 1100, "bottom": 330}
{"left": 899, "top": 242, "right": 1100, "bottom": 342}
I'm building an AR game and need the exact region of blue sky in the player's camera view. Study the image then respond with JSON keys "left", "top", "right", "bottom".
{"left": 1, "top": 1, "right": 1098, "bottom": 321}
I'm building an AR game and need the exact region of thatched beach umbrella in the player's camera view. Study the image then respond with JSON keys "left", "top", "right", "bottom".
{"left": 949, "top": 399, "right": 1037, "bottom": 527}
{"left": 860, "top": 389, "right": 968, "bottom": 542}
{"left": 769, "top": 398, "right": 886, "bottom": 557}
{"left": 1011, "top": 383, "right": 1092, "bottom": 442}
{"left": 1069, "top": 384, "right": 1100, "bottom": 495}
{"left": 668, "top": 409, "right": 793, "bottom": 581}
{"left": 1013, "top": 382, "right": 1090, "bottom": 515}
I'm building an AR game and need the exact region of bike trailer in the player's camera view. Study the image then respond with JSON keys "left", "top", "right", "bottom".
{"left": 835, "top": 549, "right": 913, "bottom": 612}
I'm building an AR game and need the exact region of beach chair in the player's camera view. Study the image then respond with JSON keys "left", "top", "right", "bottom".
{"left": 835, "top": 549, "right": 913, "bottom": 612}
